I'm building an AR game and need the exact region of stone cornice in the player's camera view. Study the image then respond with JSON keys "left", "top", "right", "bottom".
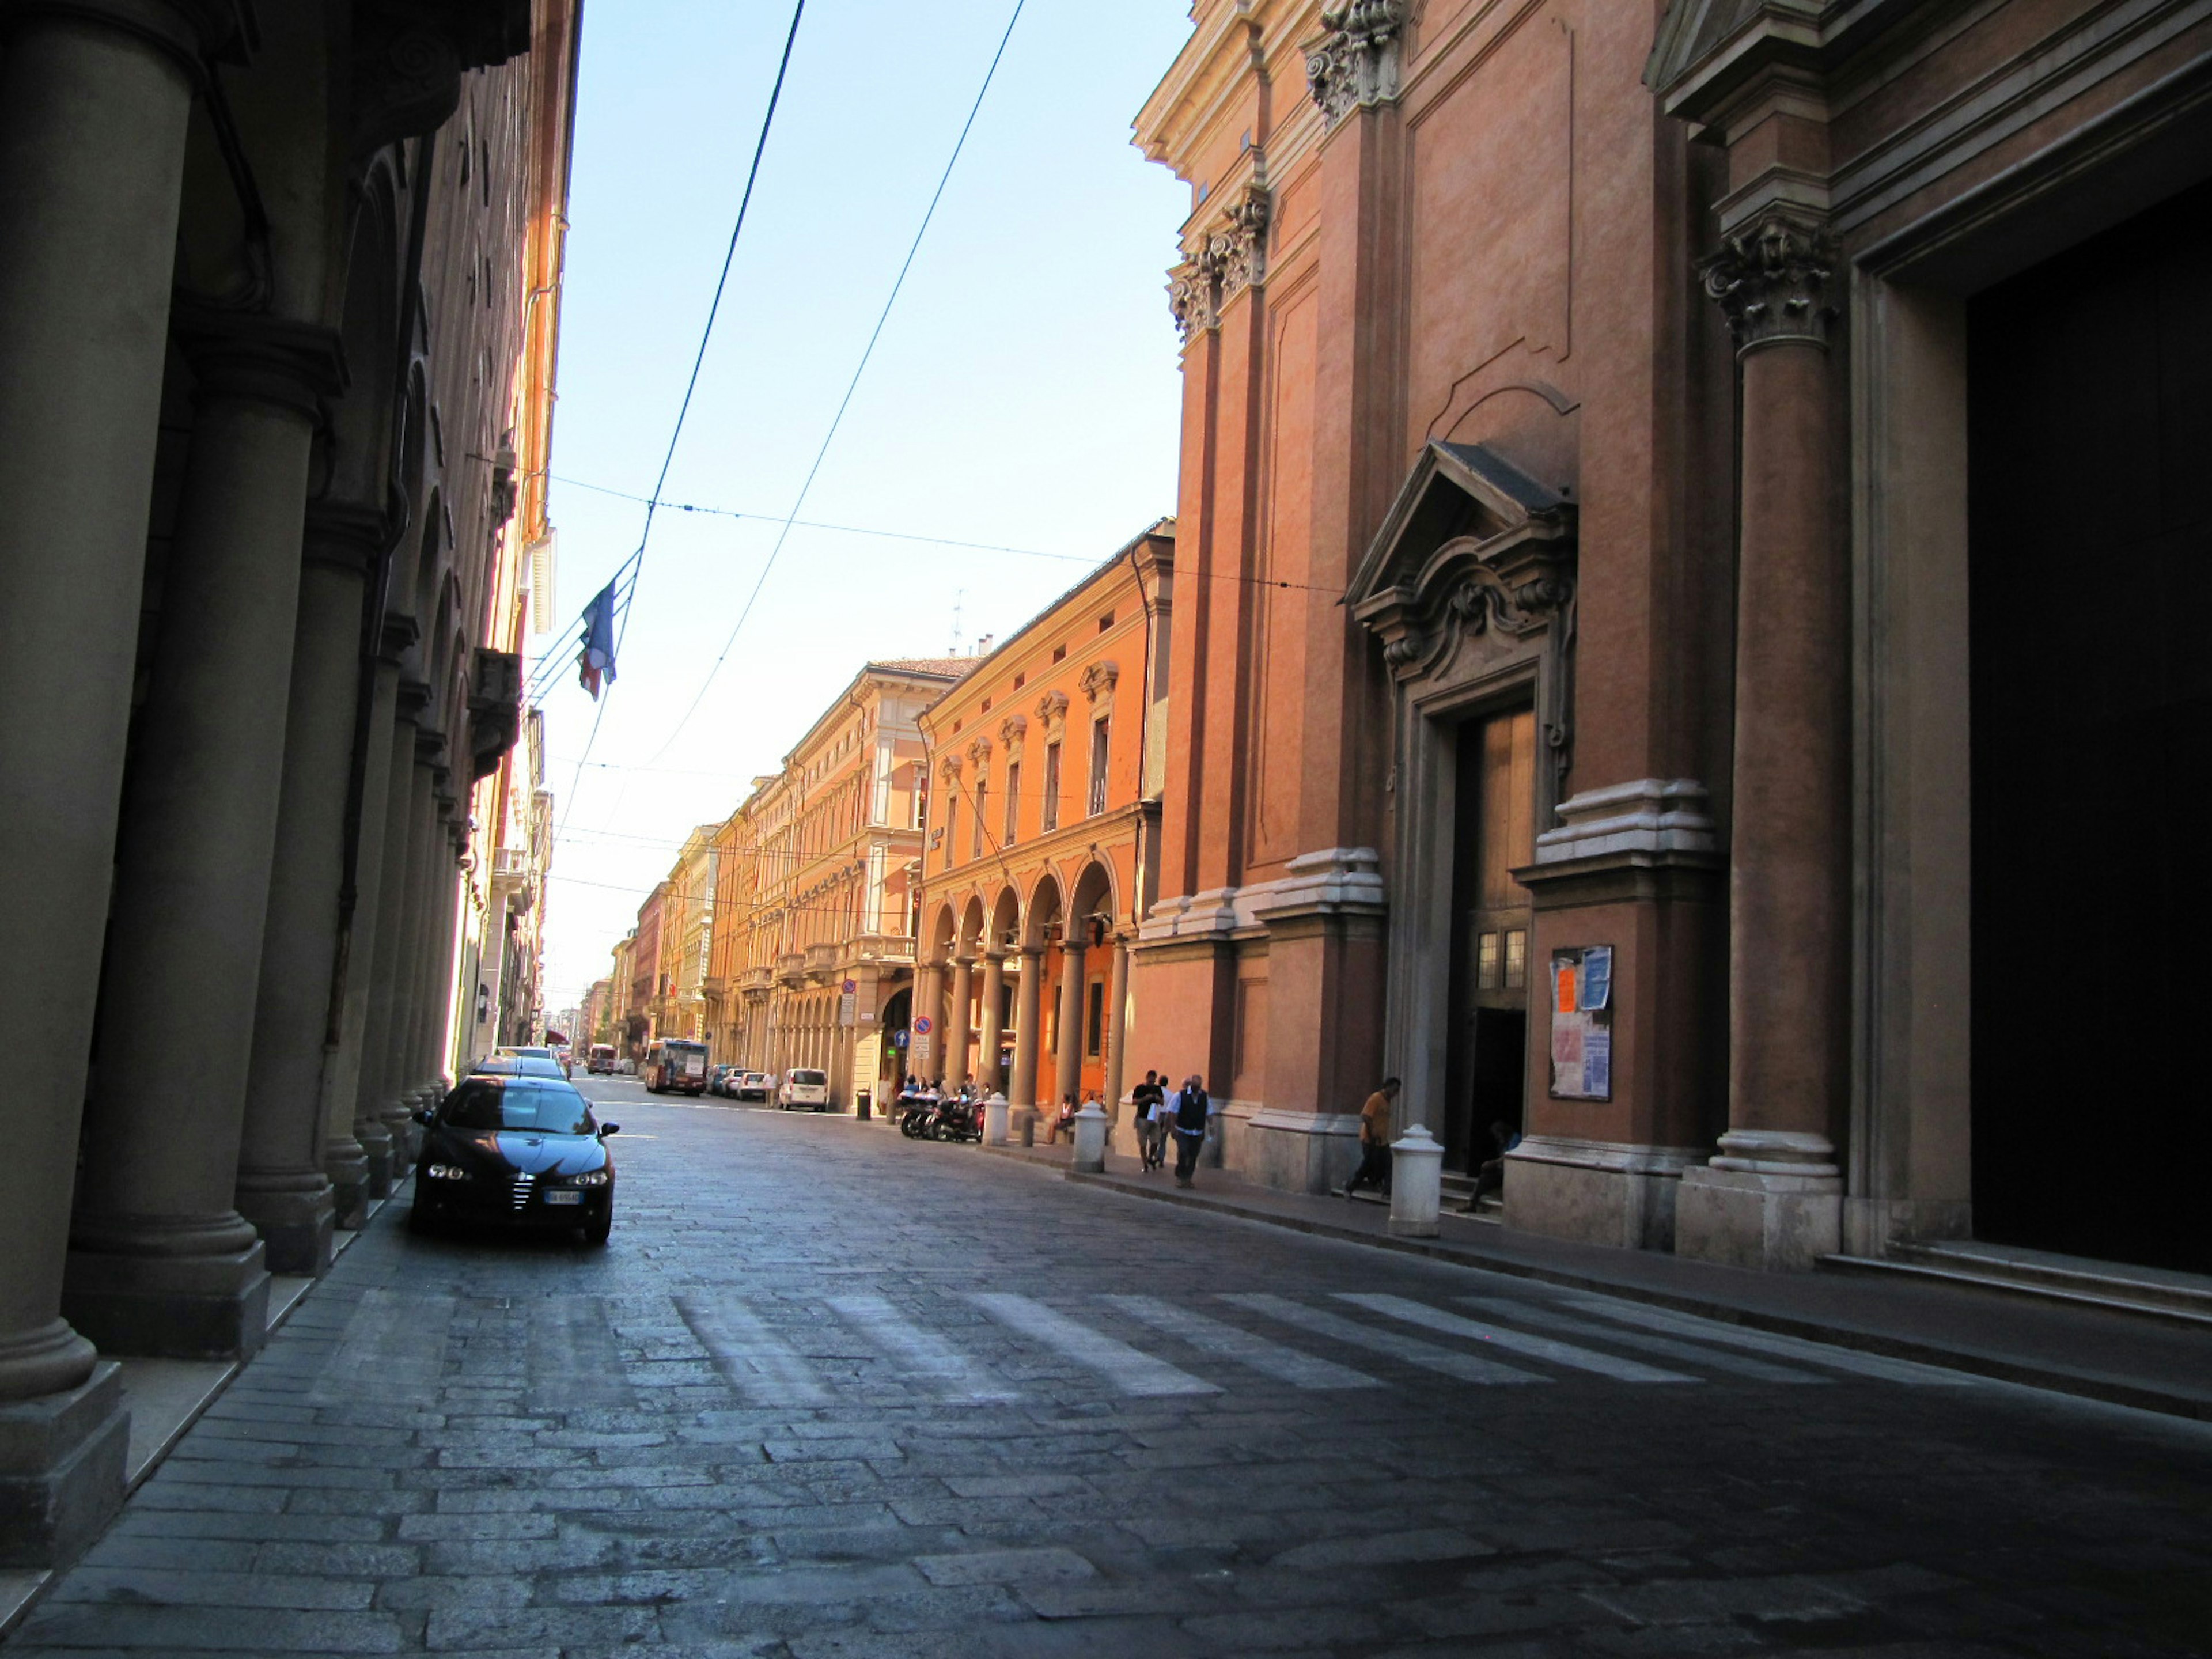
{"left": 1168, "top": 181, "right": 1274, "bottom": 342}
{"left": 173, "top": 309, "right": 347, "bottom": 420}
{"left": 1701, "top": 207, "right": 1839, "bottom": 353}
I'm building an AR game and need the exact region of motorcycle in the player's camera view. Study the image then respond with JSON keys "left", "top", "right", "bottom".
{"left": 926, "top": 1092, "right": 984, "bottom": 1143}
{"left": 897, "top": 1093, "right": 936, "bottom": 1138}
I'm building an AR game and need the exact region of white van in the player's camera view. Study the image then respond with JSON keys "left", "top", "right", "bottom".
{"left": 777, "top": 1069, "right": 830, "bottom": 1112}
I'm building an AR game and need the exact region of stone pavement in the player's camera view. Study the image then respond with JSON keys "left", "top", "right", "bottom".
{"left": 9, "top": 1077, "right": 2211, "bottom": 1656}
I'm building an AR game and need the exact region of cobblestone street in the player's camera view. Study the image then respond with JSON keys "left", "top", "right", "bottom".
{"left": 11, "top": 1078, "right": 2211, "bottom": 1657}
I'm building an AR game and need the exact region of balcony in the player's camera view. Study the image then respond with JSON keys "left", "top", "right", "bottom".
{"left": 738, "top": 966, "right": 774, "bottom": 994}
{"left": 850, "top": 934, "right": 916, "bottom": 967}
{"left": 803, "top": 942, "right": 842, "bottom": 980}
{"left": 774, "top": 952, "right": 805, "bottom": 986}
{"left": 492, "top": 846, "right": 529, "bottom": 878}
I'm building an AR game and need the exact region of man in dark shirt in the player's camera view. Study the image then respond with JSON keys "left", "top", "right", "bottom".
{"left": 1131, "top": 1070, "right": 1166, "bottom": 1171}
{"left": 1171, "top": 1074, "right": 1210, "bottom": 1187}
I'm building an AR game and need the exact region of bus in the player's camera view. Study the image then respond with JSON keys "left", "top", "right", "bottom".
{"left": 644, "top": 1037, "right": 709, "bottom": 1096}
{"left": 586, "top": 1043, "right": 618, "bottom": 1075}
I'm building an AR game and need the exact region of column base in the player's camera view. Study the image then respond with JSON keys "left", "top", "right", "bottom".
{"left": 1676, "top": 1161, "right": 1843, "bottom": 1272}
{"left": 0, "top": 1363, "right": 128, "bottom": 1569}
{"left": 1502, "top": 1137, "right": 1702, "bottom": 1253}
{"left": 234, "top": 1177, "right": 335, "bottom": 1275}
{"left": 357, "top": 1118, "right": 395, "bottom": 1198}
{"left": 1241, "top": 1109, "right": 1361, "bottom": 1195}
{"left": 324, "top": 1141, "right": 370, "bottom": 1231}
{"left": 60, "top": 1243, "right": 270, "bottom": 1360}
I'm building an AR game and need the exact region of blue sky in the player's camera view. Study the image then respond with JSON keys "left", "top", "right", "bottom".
{"left": 535, "top": 0, "right": 1195, "bottom": 1011}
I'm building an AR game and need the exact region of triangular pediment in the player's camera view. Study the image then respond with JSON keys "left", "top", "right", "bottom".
{"left": 1348, "top": 441, "right": 1572, "bottom": 615}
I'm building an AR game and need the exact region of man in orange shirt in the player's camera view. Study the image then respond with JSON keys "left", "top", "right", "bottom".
{"left": 1341, "top": 1077, "right": 1400, "bottom": 1199}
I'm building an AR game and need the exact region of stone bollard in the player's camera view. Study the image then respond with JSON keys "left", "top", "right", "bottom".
{"left": 983, "top": 1092, "right": 1010, "bottom": 1146}
{"left": 1388, "top": 1124, "right": 1444, "bottom": 1238}
{"left": 1071, "top": 1103, "right": 1109, "bottom": 1172}
{"left": 1016, "top": 1105, "right": 1036, "bottom": 1147}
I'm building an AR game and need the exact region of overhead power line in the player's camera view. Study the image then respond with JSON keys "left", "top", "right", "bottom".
{"left": 643, "top": 0, "right": 1030, "bottom": 765}
{"left": 554, "top": 0, "right": 810, "bottom": 832}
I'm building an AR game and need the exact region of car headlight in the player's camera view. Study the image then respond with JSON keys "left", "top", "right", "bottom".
{"left": 426, "top": 1163, "right": 472, "bottom": 1181}
{"left": 566, "top": 1169, "right": 611, "bottom": 1188}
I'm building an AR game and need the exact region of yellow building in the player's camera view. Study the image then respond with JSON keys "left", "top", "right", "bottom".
{"left": 706, "top": 660, "right": 968, "bottom": 1108}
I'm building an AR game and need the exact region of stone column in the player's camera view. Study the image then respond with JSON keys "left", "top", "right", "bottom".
{"left": 1010, "top": 949, "right": 1044, "bottom": 1108}
{"left": 317, "top": 631, "right": 403, "bottom": 1225}
{"left": 945, "top": 956, "right": 975, "bottom": 1089}
{"left": 390, "top": 736, "right": 445, "bottom": 1124}
{"left": 351, "top": 678, "right": 425, "bottom": 1193}
{"left": 1677, "top": 210, "right": 1847, "bottom": 1272}
{"left": 977, "top": 954, "right": 1006, "bottom": 1091}
{"left": 68, "top": 313, "right": 344, "bottom": 1357}
{"left": 235, "top": 505, "right": 382, "bottom": 1268}
{"left": 0, "top": 0, "right": 236, "bottom": 1557}
{"left": 1103, "top": 937, "right": 1132, "bottom": 1116}
{"left": 912, "top": 959, "right": 943, "bottom": 1081}
{"left": 1052, "top": 940, "right": 1087, "bottom": 1110}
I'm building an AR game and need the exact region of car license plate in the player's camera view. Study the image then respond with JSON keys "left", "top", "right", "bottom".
{"left": 544, "top": 1190, "right": 582, "bottom": 1206}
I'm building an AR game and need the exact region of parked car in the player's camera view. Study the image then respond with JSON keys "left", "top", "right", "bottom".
{"left": 734, "top": 1071, "right": 770, "bottom": 1101}
{"left": 707, "top": 1065, "right": 738, "bottom": 1097}
{"left": 777, "top": 1068, "right": 830, "bottom": 1111}
{"left": 408, "top": 1074, "right": 618, "bottom": 1245}
{"left": 497, "top": 1044, "right": 569, "bottom": 1078}
{"left": 472, "top": 1053, "right": 567, "bottom": 1080}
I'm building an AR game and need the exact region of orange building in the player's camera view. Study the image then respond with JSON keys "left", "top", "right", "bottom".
{"left": 912, "top": 526, "right": 1174, "bottom": 1122}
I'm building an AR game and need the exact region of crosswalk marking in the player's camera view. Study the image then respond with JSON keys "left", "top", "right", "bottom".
{"left": 1104, "top": 1296, "right": 1382, "bottom": 1391}
{"left": 828, "top": 1294, "right": 1021, "bottom": 1402}
{"left": 1558, "top": 1297, "right": 1975, "bottom": 1386}
{"left": 528, "top": 1296, "right": 636, "bottom": 1407}
{"left": 971, "top": 1293, "right": 1220, "bottom": 1397}
{"left": 1339, "top": 1294, "right": 1698, "bottom": 1383}
{"left": 312, "top": 1290, "right": 452, "bottom": 1404}
{"left": 1457, "top": 1297, "right": 1829, "bottom": 1383}
{"left": 1222, "top": 1293, "right": 1546, "bottom": 1385}
{"left": 674, "top": 1293, "right": 831, "bottom": 1405}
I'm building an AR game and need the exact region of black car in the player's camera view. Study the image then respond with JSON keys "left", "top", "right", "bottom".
{"left": 410, "top": 1075, "right": 618, "bottom": 1245}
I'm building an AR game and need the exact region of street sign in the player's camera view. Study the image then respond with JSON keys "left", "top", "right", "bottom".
{"left": 913, "top": 1015, "right": 934, "bottom": 1035}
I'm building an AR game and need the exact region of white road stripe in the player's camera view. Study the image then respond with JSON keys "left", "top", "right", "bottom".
{"left": 1221, "top": 1294, "right": 1546, "bottom": 1385}
{"left": 1456, "top": 1297, "right": 1828, "bottom": 1383}
{"left": 1104, "top": 1296, "right": 1384, "bottom": 1391}
{"left": 1559, "top": 1298, "right": 1974, "bottom": 1385}
{"left": 970, "top": 1293, "right": 1219, "bottom": 1397}
{"left": 827, "top": 1294, "right": 1021, "bottom": 1402}
{"left": 675, "top": 1293, "right": 831, "bottom": 1406}
{"left": 1339, "top": 1294, "right": 1698, "bottom": 1383}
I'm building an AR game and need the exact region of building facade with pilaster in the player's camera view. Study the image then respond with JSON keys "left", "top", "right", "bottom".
{"left": 1132, "top": 0, "right": 2210, "bottom": 1278}
{"left": 0, "top": 0, "right": 583, "bottom": 1565}
{"left": 704, "top": 661, "right": 961, "bottom": 1107}
{"left": 911, "top": 529, "right": 1175, "bottom": 1125}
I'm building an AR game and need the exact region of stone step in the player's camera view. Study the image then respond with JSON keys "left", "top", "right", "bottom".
{"left": 1819, "top": 1242, "right": 2212, "bottom": 1332}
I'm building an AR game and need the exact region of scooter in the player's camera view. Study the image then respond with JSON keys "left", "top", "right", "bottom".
{"left": 898, "top": 1093, "right": 935, "bottom": 1138}
{"left": 927, "top": 1093, "right": 984, "bottom": 1143}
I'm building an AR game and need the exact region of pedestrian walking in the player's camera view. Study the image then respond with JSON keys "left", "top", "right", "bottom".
{"left": 1131, "top": 1070, "right": 1166, "bottom": 1171}
{"left": 1341, "top": 1077, "right": 1400, "bottom": 1199}
{"left": 1171, "top": 1074, "right": 1209, "bottom": 1187}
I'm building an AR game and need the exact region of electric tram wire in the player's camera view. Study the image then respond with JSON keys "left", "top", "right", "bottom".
{"left": 640, "top": 0, "right": 1030, "bottom": 767}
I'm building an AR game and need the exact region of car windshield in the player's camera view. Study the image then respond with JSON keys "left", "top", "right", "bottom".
{"left": 439, "top": 1080, "right": 596, "bottom": 1135}
{"left": 472, "top": 1055, "right": 566, "bottom": 1080}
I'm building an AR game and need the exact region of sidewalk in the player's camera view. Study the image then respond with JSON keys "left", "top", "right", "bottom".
{"left": 980, "top": 1137, "right": 2212, "bottom": 1423}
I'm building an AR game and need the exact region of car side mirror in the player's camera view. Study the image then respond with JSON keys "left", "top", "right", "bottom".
{"left": 599, "top": 1123, "right": 619, "bottom": 1137}
{"left": 412, "top": 1108, "right": 434, "bottom": 1127}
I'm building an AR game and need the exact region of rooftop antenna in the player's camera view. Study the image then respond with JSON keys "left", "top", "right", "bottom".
{"left": 950, "top": 587, "right": 967, "bottom": 656}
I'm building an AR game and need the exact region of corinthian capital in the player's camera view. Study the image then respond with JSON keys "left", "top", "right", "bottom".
{"left": 1306, "top": 0, "right": 1408, "bottom": 128}
{"left": 1701, "top": 210, "right": 1839, "bottom": 354}
{"left": 1166, "top": 253, "right": 1221, "bottom": 343}
{"left": 1210, "top": 184, "right": 1272, "bottom": 301}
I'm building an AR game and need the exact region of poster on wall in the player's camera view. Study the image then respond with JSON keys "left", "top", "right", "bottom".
{"left": 1548, "top": 945, "right": 1614, "bottom": 1101}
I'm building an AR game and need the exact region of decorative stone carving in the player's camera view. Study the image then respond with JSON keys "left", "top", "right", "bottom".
{"left": 966, "top": 735, "right": 992, "bottom": 770}
{"left": 1700, "top": 209, "right": 1838, "bottom": 353}
{"left": 938, "top": 753, "right": 963, "bottom": 779}
{"left": 1167, "top": 252, "right": 1222, "bottom": 342}
{"left": 1210, "top": 185, "right": 1272, "bottom": 300}
{"left": 998, "top": 713, "right": 1028, "bottom": 757}
{"left": 1306, "top": 0, "right": 1409, "bottom": 128}
{"left": 350, "top": 0, "right": 533, "bottom": 159}
{"left": 1078, "top": 660, "right": 1119, "bottom": 706}
{"left": 1033, "top": 690, "right": 1070, "bottom": 739}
